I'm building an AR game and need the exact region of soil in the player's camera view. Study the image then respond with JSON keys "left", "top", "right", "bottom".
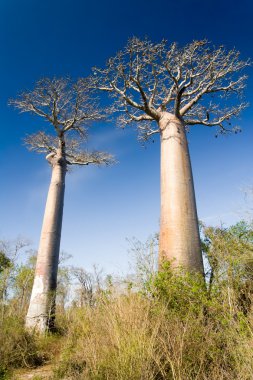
{"left": 13, "top": 364, "right": 54, "bottom": 379}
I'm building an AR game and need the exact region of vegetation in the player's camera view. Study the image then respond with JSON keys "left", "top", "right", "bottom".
{"left": 1, "top": 221, "right": 253, "bottom": 379}
{"left": 7, "top": 38, "right": 250, "bottom": 337}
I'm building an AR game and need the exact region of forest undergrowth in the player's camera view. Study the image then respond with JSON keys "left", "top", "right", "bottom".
{"left": 1, "top": 221, "right": 253, "bottom": 380}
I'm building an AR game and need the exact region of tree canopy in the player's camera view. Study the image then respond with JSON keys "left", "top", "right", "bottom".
{"left": 91, "top": 37, "right": 250, "bottom": 141}
{"left": 10, "top": 77, "right": 114, "bottom": 166}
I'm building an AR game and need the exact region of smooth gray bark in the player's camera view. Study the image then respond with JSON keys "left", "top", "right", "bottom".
{"left": 159, "top": 112, "right": 203, "bottom": 273}
{"left": 25, "top": 151, "right": 66, "bottom": 332}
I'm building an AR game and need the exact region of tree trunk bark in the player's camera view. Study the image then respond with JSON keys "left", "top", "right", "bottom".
{"left": 159, "top": 112, "right": 203, "bottom": 273}
{"left": 25, "top": 154, "right": 66, "bottom": 332}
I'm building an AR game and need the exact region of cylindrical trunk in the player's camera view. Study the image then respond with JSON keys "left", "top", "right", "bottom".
{"left": 25, "top": 157, "right": 66, "bottom": 332}
{"left": 159, "top": 112, "right": 203, "bottom": 273}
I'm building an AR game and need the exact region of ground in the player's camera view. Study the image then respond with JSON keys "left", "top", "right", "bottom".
{"left": 14, "top": 364, "right": 53, "bottom": 380}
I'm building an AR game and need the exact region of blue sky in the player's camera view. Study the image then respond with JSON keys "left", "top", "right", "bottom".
{"left": 0, "top": 0, "right": 252, "bottom": 274}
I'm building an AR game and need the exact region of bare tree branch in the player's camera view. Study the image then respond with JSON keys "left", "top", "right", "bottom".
{"left": 91, "top": 37, "right": 250, "bottom": 139}
{"left": 11, "top": 77, "right": 114, "bottom": 168}
{"left": 10, "top": 77, "right": 106, "bottom": 137}
{"left": 184, "top": 103, "right": 248, "bottom": 133}
{"left": 66, "top": 151, "right": 115, "bottom": 166}
{"left": 25, "top": 131, "right": 115, "bottom": 167}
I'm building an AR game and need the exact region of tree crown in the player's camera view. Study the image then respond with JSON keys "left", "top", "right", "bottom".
{"left": 10, "top": 77, "right": 114, "bottom": 166}
{"left": 92, "top": 37, "right": 250, "bottom": 141}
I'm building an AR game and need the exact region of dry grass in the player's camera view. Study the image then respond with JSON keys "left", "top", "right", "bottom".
{"left": 53, "top": 273, "right": 253, "bottom": 380}
{"left": 2, "top": 222, "right": 253, "bottom": 379}
{"left": 1, "top": 278, "right": 253, "bottom": 380}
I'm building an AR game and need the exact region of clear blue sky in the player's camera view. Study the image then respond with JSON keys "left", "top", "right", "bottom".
{"left": 0, "top": 0, "right": 252, "bottom": 274}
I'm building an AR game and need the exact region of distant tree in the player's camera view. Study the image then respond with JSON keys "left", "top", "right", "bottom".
{"left": 91, "top": 37, "right": 250, "bottom": 272}
{"left": 12, "top": 253, "right": 35, "bottom": 314}
{"left": 10, "top": 78, "right": 114, "bottom": 332}
{"left": 0, "top": 238, "right": 30, "bottom": 320}
{"left": 72, "top": 267, "right": 94, "bottom": 307}
{"left": 0, "top": 251, "right": 12, "bottom": 312}
{"left": 202, "top": 221, "right": 253, "bottom": 314}
{"left": 56, "top": 251, "right": 72, "bottom": 311}
{"left": 128, "top": 235, "right": 158, "bottom": 290}
{"left": 0, "top": 252, "right": 11, "bottom": 274}
{"left": 71, "top": 265, "right": 103, "bottom": 307}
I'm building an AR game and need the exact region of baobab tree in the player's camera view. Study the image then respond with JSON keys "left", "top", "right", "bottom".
{"left": 10, "top": 78, "right": 114, "bottom": 332}
{"left": 91, "top": 38, "right": 250, "bottom": 273}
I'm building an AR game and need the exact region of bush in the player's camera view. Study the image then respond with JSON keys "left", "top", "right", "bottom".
{"left": 2, "top": 222, "right": 253, "bottom": 379}
{"left": 0, "top": 308, "right": 61, "bottom": 379}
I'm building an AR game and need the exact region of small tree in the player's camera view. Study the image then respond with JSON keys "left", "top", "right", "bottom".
{"left": 10, "top": 78, "right": 114, "bottom": 332}
{"left": 0, "top": 251, "right": 12, "bottom": 312}
{"left": 12, "top": 256, "right": 35, "bottom": 314}
{"left": 91, "top": 38, "right": 250, "bottom": 272}
{"left": 72, "top": 267, "right": 94, "bottom": 307}
{"left": 202, "top": 221, "right": 253, "bottom": 314}
{"left": 0, "top": 252, "right": 11, "bottom": 275}
{"left": 0, "top": 238, "right": 30, "bottom": 321}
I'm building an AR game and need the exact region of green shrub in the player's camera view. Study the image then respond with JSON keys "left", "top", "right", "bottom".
{"left": 0, "top": 310, "right": 62, "bottom": 379}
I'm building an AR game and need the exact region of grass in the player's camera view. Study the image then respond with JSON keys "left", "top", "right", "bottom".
{"left": 1, "top": 222, "right": 253, "bottom": 379}
{"left": 51, "top": 267, "right": 253, "bottom": 380}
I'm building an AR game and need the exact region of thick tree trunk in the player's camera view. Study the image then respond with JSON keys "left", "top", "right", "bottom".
{"left": 159, "top": 112, "right": 203, "bottom": 273}
{"left": 25, "top": 153, "right": 66, "bottom": 332}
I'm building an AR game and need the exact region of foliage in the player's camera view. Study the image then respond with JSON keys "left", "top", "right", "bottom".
{"left": 202, "top": 221, "right": 253, "bottom": 314}
{"left": 53, "top": 275, "right": 253, "bottom": 380}
{"left": 1, "top": 221, "right": 253, "bottom": 379}
{"left": 0, "top": 311, "right": 61, "bottom": 380}
{"left": 0, "top": 252, "right": 11, "bottom": 274}
{"left": 51, "top": 221, "right": 253, "bottom": 379}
